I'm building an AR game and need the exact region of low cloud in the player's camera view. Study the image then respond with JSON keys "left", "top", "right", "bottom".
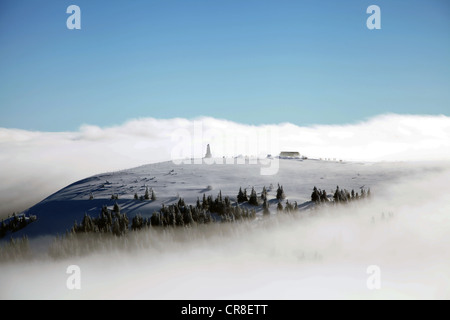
{"left": 1, "top": 165, "right": 450, "bottom": 299}
{"left": 1, "top": 113, "right": 449, "bottom": 217}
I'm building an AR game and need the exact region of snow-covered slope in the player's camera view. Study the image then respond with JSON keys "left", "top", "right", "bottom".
{"left": 14, "top": 158, "right": 428, "bottom": 239}
{"left": 2, "top": 159, "right": 450, "bottom": 299}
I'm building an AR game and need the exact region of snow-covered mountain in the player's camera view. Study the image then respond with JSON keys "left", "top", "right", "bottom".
{"left": 12, "top": 158, "right": 426, "bottom": 239}
{"left": 2, "top": 158, "right": 450, "bottom": 299}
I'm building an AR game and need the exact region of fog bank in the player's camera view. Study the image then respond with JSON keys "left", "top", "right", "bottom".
{"left": 1, "top": 164, "right": 449, "bottom": 299}
{"left": 1, "top": 114, "right": 450, "bottom": 218}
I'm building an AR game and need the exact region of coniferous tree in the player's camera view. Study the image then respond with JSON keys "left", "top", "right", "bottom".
{"left": 175, "top": 210, "right": 184, "bottom": 226}
{"left": 134, "top": 193, "right": 139, "bottom": 200}
{"left": 19, "top": 216, "right": 27, "bottom": 229}
{"left": 320, "top": 190, "right": 328, "bottom": 202}
{"left": 277, "top": 202, "right": 283, "bottom": 212}
{"left": 81, "top": 213, "right": 94, "bottom": 233}
{"left": 169, "top": 211, "right": 176, "bottom": 227}
{"left": 151, "top": 189, "right": 156, "bottom": 201}
{"left": 120, "top": 213, "right": 129, "bottom": 233}
{"left": 285, "top": 200, "right": 294, "bottom": 212}
{"left": 0, "top": 220, "right": 7, "bottom": 238}
{"left": 151, "top": 212, "right": 161, "bottom": 227}
{"left": 144, "top": 187, "right": 150, "bottom": 200}
{"left": 204, "top": 211, "right": 212, "bottom": 224}
{"left": 333, "top": 186, "right": 340, "bottom": 202}
{"left": 106, "top": 210, "right": 113, "bottom": 227}
{"left": 261, "top": 186, "right": 267, "bottom": 201}
{"left": 97, "top": 206, "right": 110, "bottom": 232}
{"left": 202, "top": 194, "right": 208, "bottom": 210}
{"left": 71, "top": 221, "right": 78, "bottom": 234}
{"left": 191, "top": 208, "right": 199, "bottom": 223}
{"left": 184, "top": 206, "right": 195, "bottom": 225}
{"left": 177, "top": 197, "right": 186, "bottom": 208}
{"left": 340, "top": 189, "right": 347, "bottom": 202}
{"left": 248, "top": 187, "right": 258, "bottom": 206}
{"left": 224, "top": 196, "right": 231, "bottom": 207}
{"left": 311, "top": 186, "right": 320, "bottom": 202}
{"left": 237, "top": 187, "right": 246, "bottom": 203}
{"left": 131, "top": 214, "right": 141, "bottom": 230}
{"left": 276, "top": 184, "right": 285, "bottom": 200}
{"left": 243, "top": 188, "right": 249, "bottom": 202}
{"left": 112, "top": 219, "right": 121, "bottom": 236}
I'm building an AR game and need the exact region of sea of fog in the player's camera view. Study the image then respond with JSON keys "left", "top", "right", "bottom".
{"left": 1, "top": 163, "right": 449, "bottom": 299}
{"left": 2, "top": 114, "right": 450, "bottom": 219}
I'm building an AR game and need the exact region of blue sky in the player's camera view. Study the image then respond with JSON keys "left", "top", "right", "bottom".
{"left": 0, "top": 0, "right": 449, "bottom": 131}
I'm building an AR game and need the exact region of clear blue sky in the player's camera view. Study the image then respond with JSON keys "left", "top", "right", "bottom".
{"left": 0, "top": 0, "right": 449, "bottom": 131}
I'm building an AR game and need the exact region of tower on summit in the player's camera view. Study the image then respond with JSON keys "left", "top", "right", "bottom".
{"left": 204, "top": 144, "right": 212, "bottom": 158}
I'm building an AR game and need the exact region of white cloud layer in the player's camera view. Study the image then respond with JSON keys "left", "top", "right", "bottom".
{"left": 1, "top": 113, "right": 449, "bottom": 217}
{"left": 1, "top": 165, "right": 450, "bottom": 299}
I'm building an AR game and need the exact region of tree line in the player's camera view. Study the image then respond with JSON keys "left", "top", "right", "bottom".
{"left": 0, "top": 213, "right": 36, "bottom": 239}
{"left": 2, "top": 183, "right": 372, "bottom": 240}
{"left": 311, "top": 186, "right": 371, "bottom": 203}
{"left": 71, "top": 183, "right": 372, "bottom": 236}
